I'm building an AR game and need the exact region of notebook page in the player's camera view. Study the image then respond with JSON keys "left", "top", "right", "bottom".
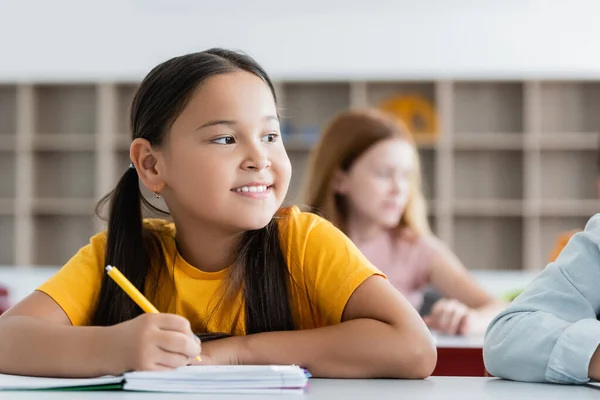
{"left": 124, "top": 365, "right": 305, "bottom": 380}
{"left": 122, "top": 365, "right": 308, "bottom": 393}
{"left": 0, "top": 373, "right": 123, "bottom": 390}
{"left": 123, "top": 383, "right": 305, "bottom": 394}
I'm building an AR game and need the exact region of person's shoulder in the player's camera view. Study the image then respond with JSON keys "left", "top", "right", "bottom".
{"left": 560, "top": 214, "right": 600, "bottom": 250}
{"left": 82, "top": 229, "right": 108, "bottom": 256}
{"left": 564, "top": 213, "right": 600, "bottom": 252}
{"left": 276, "top": 206, "right": 349, "bottom": 266}
{"left": 583, "top": 213, "right": 600, "bottom": 233}
{"left": 276, "top": 205, "right": 328, "bottom": 235}
{"left": 551, "top": 214, "right": 600, "bottom": 267}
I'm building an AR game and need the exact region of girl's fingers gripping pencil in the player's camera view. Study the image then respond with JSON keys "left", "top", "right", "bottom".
{"left": 105, "top": 265, "right": 202, "bottom": 361}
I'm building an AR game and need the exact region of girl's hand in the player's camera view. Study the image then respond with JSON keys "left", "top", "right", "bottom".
{"left": 423, "top": 298, "right": 472, "bottom": 335}
{"left": 108, "top": 313, "right": 201, "bottom": 372}
{"left": 189, "top": 336, "right": 246, "bottom": 366}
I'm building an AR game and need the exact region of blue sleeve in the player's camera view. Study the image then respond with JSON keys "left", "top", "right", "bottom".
{"left": 483, "top": 214, "right": 600, "bottom": 384}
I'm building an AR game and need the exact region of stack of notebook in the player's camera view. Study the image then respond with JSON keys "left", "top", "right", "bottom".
{"left": 0, "top": 365, "right": 310, "bottom": 394}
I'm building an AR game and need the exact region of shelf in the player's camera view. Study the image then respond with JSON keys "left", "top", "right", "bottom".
{"left": 539, "top": 216, "right": 591, "bottom": 267}
{"left": 538, "top": 132, "right": 600, "bottom": 150}
{"left": 428, "top": 215, "right": 437, "bottom": 235}
{"left": 454, "top": 133, "right": 524, "bottom": 150}
{"left": 453, "top": 199, "right": 524, "bottom": 216}
{"left": 33, "top": 215, "right": 95, "bottom": 266}
{"left": 286, "top": 151, "right": 309, "bottom": 204}
{"left": 0, "top": 135, "right": 16, "bottom": 151}
{"left": 283, "top": 139, "right": 314, "bottom": 152}
{"left": 282, "top": 83, "right": 350, "bottom": 137}
{"left": 115, "top": 150, "right": 132, "bottom": 183}
{"left": 33, "top": 134, "right": 96, "bottom": 151}
{"left": 116, "top": 84, "right": 137, "bottom": 137}
{"left": 539, "top": 150, "right": 597, "bottom": 200}
{"left": 539, "top": 199, "right": 600, "bottom": 217}
{"left": 115, "top": 134, "right": 131, "bottom": 150}
{"left": 0, "top": 198, "right": 14, "bottom": 215}
{"left": 32, "top": 198, "right": 96, "bottom": 215}
{"left": 366, "top": 82, "right": 437, "bottom": 137}
{"left": 0, "top": 85, "right": 17, "bottom": 135}
{"left": 454, "top": 150, "right": 523, "bottom": 200}
{"left": 284, "top": 132, "right": 598, "bottom": 152}
{"left": 540, "top": 82, "right": 600, "bottom": 133}
{"left": 0, "top": 216, "right": 15, "bottom": 264}
{"left": 34, "top": 151, "right": 95, "bottom": 199}
{"left": 0, "top": 152, "right": 16, "bottom": 199}
{"left": 35, "top": 85, "right": 96, "bottom": 135}
{"left": 419, "top": 148, "right": 435, "bottom": 201}
{"left": 426, "top": 199, "right": 438, "bottom": 215}
{"left": 454, "top": 82, "right": 523, "bottom": 133}
{"left": 2, "top": 80, "right": 600, "bottom": 271}
{"left": 367, "top": 82, "right": 436, "bottom": 109}
{"left": 283, "top": 134, "right": 436, "bottom": 152}
{"left": 453, "top": 216, "right": 523, "bottom": 270}
{"left": 413, "top": 136, "right": 437, "bottom": 149}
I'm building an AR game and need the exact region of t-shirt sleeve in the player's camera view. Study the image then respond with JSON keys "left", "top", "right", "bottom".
{"left": 36, "top": 232, "right": 106, "bottom": 326}
{"left": 301, "top": 219, "right": 386, "bottom": 325}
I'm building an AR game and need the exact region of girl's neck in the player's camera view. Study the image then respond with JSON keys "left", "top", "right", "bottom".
{"left": 345, "top": 212, "right": 388, "bottom": 246}
{"left": 171, "top": 213, "right": 242, "bottom": 273}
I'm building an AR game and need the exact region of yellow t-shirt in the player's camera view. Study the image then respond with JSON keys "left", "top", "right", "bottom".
{"left": 37, "top": 206, "right": 384, "bottom": 335}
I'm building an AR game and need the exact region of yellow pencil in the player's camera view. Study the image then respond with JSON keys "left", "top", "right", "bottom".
{"left": 105, "top": 265, "right": 201, "bottom": 361}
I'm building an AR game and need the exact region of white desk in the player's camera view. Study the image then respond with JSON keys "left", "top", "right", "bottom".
{"left": 0, "top": 266, "right": 59, "bottom": 305}
{"left": 470, "top": 270, "right": 537, "bottom": 298}
{"left": 1, "top": 378, "right": 599, "bottom": 399}
{"left": 433, "top": 334, "right": 484, "bottom": 349}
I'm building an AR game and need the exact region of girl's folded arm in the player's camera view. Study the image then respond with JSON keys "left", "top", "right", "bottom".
{"left": 484, "top": 217, "right": 600, "bottom": 384}
{"left": 0, "top": 291, "right": 115, "bottom": 378}
{"left": 240, "top": 275, "right": 437, "bottom": 379}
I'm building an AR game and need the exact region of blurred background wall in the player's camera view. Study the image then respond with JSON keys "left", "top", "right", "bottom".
{"left": 2, "top": 0, "right": 600, "bottom": 80}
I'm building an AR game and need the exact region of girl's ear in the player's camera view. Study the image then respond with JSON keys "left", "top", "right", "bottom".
{"left": 332, "top": 169, "right": 350, "bottom": 195}
{"left": 130, "top": 138, "right": 166, "bottom": 194}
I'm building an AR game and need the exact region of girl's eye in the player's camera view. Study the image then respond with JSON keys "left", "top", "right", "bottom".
{"left": 262, "top": 133, "right": 279, "bottom": 143}
{"left": 212, "top": 136, "right": 236, "bottom": 145}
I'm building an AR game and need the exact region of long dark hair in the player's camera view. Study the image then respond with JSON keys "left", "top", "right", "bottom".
{"left": 93, "top": 49, "right": 295, "bottom": 334}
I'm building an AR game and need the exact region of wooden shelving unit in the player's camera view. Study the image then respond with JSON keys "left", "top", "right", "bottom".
{"left": 0, "top": 80, "right": 598, "bottom": 270}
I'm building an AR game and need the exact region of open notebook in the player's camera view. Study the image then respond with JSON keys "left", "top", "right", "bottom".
{"left": 0, "top": 365, "right": 310, "bottom": 394}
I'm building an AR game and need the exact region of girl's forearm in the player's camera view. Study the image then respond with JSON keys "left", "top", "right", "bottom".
{"left": 242, "top": 318, "right": 436, "bottom": 379}
{"left": 0, "top": 316, "right": 118, "bottom": 377}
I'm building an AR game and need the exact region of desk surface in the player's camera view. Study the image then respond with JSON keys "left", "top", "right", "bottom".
{"left": 433, "top": 333, "right": 484, "bottom": 348}
{"left": 2, "top": 378, "right": 599, "bottom": 399}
